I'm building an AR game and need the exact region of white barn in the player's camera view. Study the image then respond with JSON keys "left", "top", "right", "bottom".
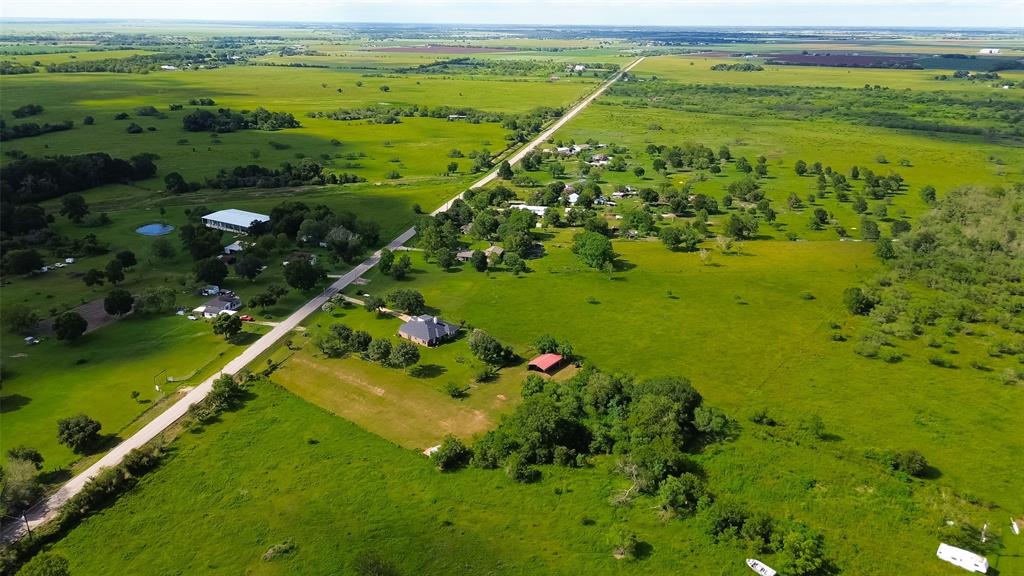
{"left": 202, "top": 209, "right": 270, "bottom": 234}
{"left": 936, "top": 543, "right": 988, "bottom": 573}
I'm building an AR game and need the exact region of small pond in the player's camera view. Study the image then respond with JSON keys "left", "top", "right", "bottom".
{"left": 135, "top": 223, "right": 175, "bottom": 236}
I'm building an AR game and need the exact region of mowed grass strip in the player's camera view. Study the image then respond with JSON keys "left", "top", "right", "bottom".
{"left": 271, "top": 305, "right": 568, "bottom": 450}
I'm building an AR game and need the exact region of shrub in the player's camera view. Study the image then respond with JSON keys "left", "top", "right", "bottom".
{"left": 609, "top": 526, "right": 639, "bottom": 560}
{"left": 521, "top": 373, "right": 546, "bottom": 397}
{"left": 504, "top": 452, "right": 540, "bottom": 483}
{"left": 262, "top": 540, "right": 297, "bottom": 561}
{"left": 351, "top": 552, "right": 400, "bottom": 576}
{"left": 474, "top": 365, "right": 498, "bottom": 382}
{"left": 430, "top": 435, "right": 471, "bottom": 471}
{"left": 443, "top": 381, "right": 468, "bottom": 399}
{"left": 658, "top": 473, "right": 707, "bottom": 517}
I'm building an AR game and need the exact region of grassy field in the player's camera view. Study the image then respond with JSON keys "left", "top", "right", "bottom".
{"left": 269, "top": 305, "right": 538, "bottom": 450}
{"left": 45, "top": 378, "right": 1022, "bottom": 575}
{"left": 0, "top": 315, "right": 268, "bottom": 470}
{"left": 4, "top": 27, "right": 1024, "bottom": 576}
{"left": 4, "top": 49, "right": 158, "bottom": 66}
{"left": 636, "top": 54, "right": 1024, "bottom": 92}
{"left": 345, "top": 234, "right": 1024, "bottom": 522}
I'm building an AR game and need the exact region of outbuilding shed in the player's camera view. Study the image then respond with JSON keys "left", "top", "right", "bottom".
{"left": 528, "top": 353, "right": 565, "bottom": 375}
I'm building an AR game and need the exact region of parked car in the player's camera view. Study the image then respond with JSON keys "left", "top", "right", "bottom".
{"left": 240, "top": 315, "right": 254, "bottom": 322}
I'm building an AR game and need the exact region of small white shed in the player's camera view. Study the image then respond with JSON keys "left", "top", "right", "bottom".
{"left": 936, "top": 543, "right": 988, "bottom": 573}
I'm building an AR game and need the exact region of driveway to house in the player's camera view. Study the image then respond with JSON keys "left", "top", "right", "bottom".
{"left": 1, "top": 57, "right": 643, "bottom": 543}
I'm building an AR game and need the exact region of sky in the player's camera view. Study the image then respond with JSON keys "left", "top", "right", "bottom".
{"left": 0, "top": 0, "right": 1022, "bottom": 28}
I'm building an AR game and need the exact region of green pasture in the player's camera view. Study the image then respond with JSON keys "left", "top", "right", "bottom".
{"left": 636, "top": 54, "right": 1024, "bottom": 92}
{"left": 3, "top": 49, "right": 157, "bottom": 66}
{"left": 46, "top": 378, "right": 1021, "bottom": 575}
{"left": 351, "top": 233, "right": 1024, "bottom": 520}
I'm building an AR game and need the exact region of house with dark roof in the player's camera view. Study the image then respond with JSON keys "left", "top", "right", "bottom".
{"left": 398, "top": 315, "right": 460, "bottom": 347}
{"left": 195, "top": 293, "right": 243, "bottom": 319}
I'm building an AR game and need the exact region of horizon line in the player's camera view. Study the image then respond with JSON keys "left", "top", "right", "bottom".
{"left": 1, "top": 17, "right": 1022, "bottom": 32}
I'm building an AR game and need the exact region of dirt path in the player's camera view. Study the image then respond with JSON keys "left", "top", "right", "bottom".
{"left": 0, "top": 57, "right": 644, "bottom": 544}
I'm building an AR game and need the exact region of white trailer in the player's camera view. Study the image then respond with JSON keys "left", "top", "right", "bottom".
{"left": 936, "top": 543, "right": 989, "bottom": 573}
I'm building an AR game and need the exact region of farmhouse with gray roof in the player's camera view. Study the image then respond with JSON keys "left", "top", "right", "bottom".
{"left": 398, "top": 315, "right": 460, "bottom": 347}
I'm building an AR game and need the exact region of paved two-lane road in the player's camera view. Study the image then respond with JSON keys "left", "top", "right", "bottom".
{"left": 1, "top": 56, "right": 643, "bottom": 543}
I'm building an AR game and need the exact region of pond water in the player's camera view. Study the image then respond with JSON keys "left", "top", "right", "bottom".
{"left": 135, "top": 223, "right": 175, "bottom": 236}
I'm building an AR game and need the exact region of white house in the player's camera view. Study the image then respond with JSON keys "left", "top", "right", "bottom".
{"left": 202, "top": 209, "right": 270, "bottom": 234}
{"left": 223, "top": 241, "right": 245, "bottom": 254}
{"left": 159, "top": 65, "right": 178, "bottom": 71}
{"left": 510, "top": 204, "right": 547, "bottom": 217}
{"left": 567, "top": 192, "right": 580, "bottom": 205}
{"left": 936, "top": 543, "right": 988, "bottom": 573}
{"left": 979, "top": 48, "right": 1000, "bottom": 55}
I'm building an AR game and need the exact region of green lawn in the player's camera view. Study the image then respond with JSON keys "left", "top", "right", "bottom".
{"left": 0, "top": 315, "right": 267, "bottom": 470}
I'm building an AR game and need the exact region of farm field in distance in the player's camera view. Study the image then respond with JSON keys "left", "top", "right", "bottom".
{"left": 1, "top": 19, "right": 1023, "bottom": 576}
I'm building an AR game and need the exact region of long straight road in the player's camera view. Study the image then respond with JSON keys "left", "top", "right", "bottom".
{"left": 1, "top": 56, "right": 643, "bottom": 542}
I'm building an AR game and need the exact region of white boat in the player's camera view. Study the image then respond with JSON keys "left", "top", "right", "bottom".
{"left": 747, "top": 559, "right": 777, "bottom": 576}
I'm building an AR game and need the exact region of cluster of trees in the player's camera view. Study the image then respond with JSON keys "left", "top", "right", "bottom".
{"left": 701, "top": 501, "right": 832, "bottom": 576}
{"left": 468, "top": 329, "right": 515, "bottom": 366}
{"left": 377, "top": 248, "right": 412, "bottom": 280}
{"left": 76, "top": 250, "right": 136, "bottom": 290}
{"left": 278, "top": 201, "right": 380, "bottom": 263}
{"left": 11, "top": 104, "right": 44, "bottom": 118}
{"left": 311, "top": 104, "right": 503, "bottom": 125}
{"left": 611, "top": 81, "right": 1023, "bottom": 140}
{"left": 860, "top": 185, "right": 1024, "bottom": 338}
{"left": 186, "top": 374, "right": 248, "bottom": 425}
{"left": 710, "top": 63, "right": 764, "bottom": 71}
{"left": 383, "top": 288, "right": 427, "bottom": 315}
{"left": 458, "top": 367, "right": 732, "bottom": 502}
{"left": 182, "top": 107, "right": 300, "bottom": 133}
{"left": 416, "top": 189, "right": 533, "bottom": 271}
{"left": 0, "top": 60, "right": 37, "bottom": 75}
{"left": 0, "top": 119, "right": 74, "bottom": 142}
{"left": 43, "top": 53, "right": 220, "bottom": 74}
{"left": 1, "top": 151, "right": 157, "bottom": 203}
{"left": 396, "top": 57, "right": 617, "bottom": 78}
{"left": 572, "top": 230, "right": 615, "bottom": 270}
{"left": 1, "top": 446, "right": 46, "bottom": 516}
{"left": 314, "top": 321, "right": 421, "bottom": 370}
{"left": 645, "top": 142, "right": 730, "bottom": 174}
{"left": 205, "top": 160, "right": 363, "bottom": 190}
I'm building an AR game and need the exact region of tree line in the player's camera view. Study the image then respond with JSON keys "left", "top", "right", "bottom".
{"left": 610, "top": 80, "right": 1024, "bottom": 141}
{"left": 1, "top": 151, "right": 157, "bottom": 204}
{"left": 182, "top": 107, "right": 300, "bottom": 133}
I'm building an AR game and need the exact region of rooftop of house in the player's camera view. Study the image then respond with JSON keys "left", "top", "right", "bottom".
{"left": 399, "top": 315, "right": 459, "bottom": 343}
